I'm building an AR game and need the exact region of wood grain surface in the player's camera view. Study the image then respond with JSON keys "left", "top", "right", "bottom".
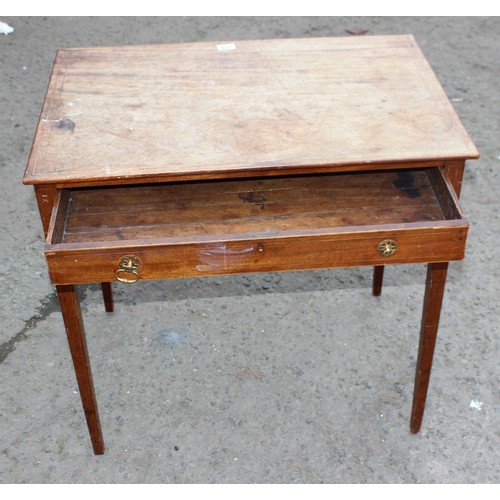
{"left": 24, "top": 35, "right": 479, "bottom": 186}
{"left": 60, "top": 170, "right": 448, "bottom": 244}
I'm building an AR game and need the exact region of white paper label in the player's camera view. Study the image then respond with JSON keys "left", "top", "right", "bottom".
{"left": 217, "top": 43, "right": 236, "bottom": 52}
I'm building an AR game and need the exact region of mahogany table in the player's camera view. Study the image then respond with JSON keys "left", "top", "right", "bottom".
{"left": 23, "top": 35, "right": 479, "bottom": 454}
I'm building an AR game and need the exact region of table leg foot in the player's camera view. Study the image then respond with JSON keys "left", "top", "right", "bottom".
{"left": 410, "top": 262, "right": 449, "bottom": 433}
{"left": 372, "top": 265, "right": 384, "bottom": 296}
{"left": 56, "top": 284, "right": 105, "bottom": 454}
{"left": 101, "top": 282, "right": 114, "bottom": 313}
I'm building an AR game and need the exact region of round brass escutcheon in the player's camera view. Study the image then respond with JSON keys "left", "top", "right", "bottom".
{"left": 115, "top": 255, "right": 142, "bottom": 284}
{"left": 377, "top": 239, "right": 398, "bottom": 257}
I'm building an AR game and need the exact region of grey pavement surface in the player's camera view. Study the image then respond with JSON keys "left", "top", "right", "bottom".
{"left": 0, "top": 17, "right": 498, "bottom": 483}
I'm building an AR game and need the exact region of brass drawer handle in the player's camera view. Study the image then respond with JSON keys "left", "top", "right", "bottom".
{"left": 377, "top": 239, "right": 398, "bottom": 257}
{"left": 115, "top": 255, "right": 142, "bottom": 284}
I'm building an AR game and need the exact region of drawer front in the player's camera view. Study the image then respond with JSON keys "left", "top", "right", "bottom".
{"left": 45, "top": 224, "right": 468, "bottom": 285}
{"left": 44, "top": 167, "right": 469, "bottom": 285}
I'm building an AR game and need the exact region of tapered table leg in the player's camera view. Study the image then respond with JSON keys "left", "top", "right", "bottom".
{"left": 101, "top": 282, "right": 114, "bottom": 313}
{"left": 372, "top": 265, "right": 384, "bottom": 296}
{"left": 410, "top": 262, "right": 449, "bottom": 433}
{"left": 56, "top": 284, "right": 105, "bottom": 454}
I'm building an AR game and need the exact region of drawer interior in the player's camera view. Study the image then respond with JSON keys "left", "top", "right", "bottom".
{"left": 49, "top": 168, "right": 464, "bottom": 246}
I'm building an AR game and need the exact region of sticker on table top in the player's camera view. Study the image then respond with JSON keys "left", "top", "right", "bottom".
{"left": 217, "top": 43, "right": 236, "bottom": 52}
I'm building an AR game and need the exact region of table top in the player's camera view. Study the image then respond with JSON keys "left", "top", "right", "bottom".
{"left": 23, "top": 35, "right": 479, "bottom": 187}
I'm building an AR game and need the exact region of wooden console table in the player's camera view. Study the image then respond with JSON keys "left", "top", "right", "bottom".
{"left": 23, "top": 35, "right": 478, "bottom": 454}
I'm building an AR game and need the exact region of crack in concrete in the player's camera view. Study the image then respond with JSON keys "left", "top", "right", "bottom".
{"left": 0, "top": 292, "right": 59, "bottom": 363}
{"left": 0, "top": 286, "right": 94, "bottom": 364}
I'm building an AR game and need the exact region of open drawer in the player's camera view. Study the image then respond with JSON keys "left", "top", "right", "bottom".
{"left": 45, "top": 167, "right": 469, "bottom": 285}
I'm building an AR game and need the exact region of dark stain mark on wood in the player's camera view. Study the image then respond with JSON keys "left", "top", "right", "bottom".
{"left": 56, "top": 118, "right": 76, "bottom": 133}
{"left": 113, "top": 229, "right": 126, "bottom": 240}
{"left": 393, "top": 171, "right": 421, "bottom": 198}
{"left": 239, "top": 190, "right": 267, "bottom": 209}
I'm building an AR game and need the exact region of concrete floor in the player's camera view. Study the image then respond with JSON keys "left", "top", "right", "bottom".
{"left": 0, "top": 17, "right": 498, "bottom": 483}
